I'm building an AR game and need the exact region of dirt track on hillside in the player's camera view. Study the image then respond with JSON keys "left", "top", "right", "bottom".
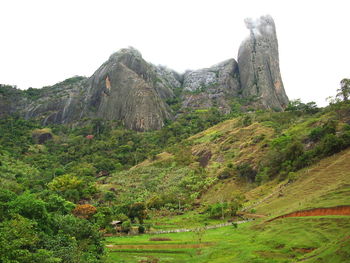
{"left": 267, "top": 205, "right": 350, "bottom": 222}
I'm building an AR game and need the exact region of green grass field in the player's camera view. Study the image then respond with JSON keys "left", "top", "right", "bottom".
{"left": 106, "top": 215, "right": 350, "bottom": 263}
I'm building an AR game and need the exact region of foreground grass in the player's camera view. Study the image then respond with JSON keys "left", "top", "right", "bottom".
{"left": 106, "top": 215, "right": 350, "bottom": 262}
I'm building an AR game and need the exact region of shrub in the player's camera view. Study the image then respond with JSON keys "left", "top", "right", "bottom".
{"left": 319, "top": 134, "right": 345, "bottom": 156}
{"left": 287, "top": 172, "right": 298, "bottom": 182}
{"left": 121, "top": 220, "right": 131, "bottom": 233}
{"left": 309, "top": 122, "right": 336, "bottom": 141}
{"left": 255, "top": 168, "right": 270, "bottom": 184}
{"left": 236, "top": 163, "right": 257, "bottom": 182}
{"left": 218, "top": 167, "right": 234, "bottom": 180}
{"left": 146, "top": 195, "right": 163, "bottom": 209}
{"left": 241, "top": 115, "right": 252, "bottom": 127}
{"left": 138, "top": 225, "right": 145, "bottom": 234}
{"left": 128, "top": 202, "right": 147, "bottom": 223}
{"left": 252, "top": 134, "right": 265, "bottom": 144}
{"left": 207, "top": 200, "right": 240, "bottom": 219}
{"left": 309, "top": 127, "right": 325, "bottom": 141}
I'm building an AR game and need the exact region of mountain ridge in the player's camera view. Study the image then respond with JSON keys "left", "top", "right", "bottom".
{"left": 0, "top": 15, "right": 289, "bottom": 131}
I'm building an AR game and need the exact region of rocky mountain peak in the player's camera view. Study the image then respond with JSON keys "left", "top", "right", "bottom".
{"left": 0, "top": 15, "right": 289, "bottom": 131}
{"left": 238, "top": 15, "right": 289, "bottom": 110}
{"left": 244, "top": 15, "right": 276, "bottom": 36}
{"left": 109, "top": 46, "right": 143, "bottom": 60}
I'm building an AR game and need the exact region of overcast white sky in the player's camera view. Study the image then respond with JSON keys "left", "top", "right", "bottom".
{"left": 1, "top": 0, "right": 349, "bottom": 106}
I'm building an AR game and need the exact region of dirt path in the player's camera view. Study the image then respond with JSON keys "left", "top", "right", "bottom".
{"left": 267, "top": 205, "right": 350, "bottom": 222}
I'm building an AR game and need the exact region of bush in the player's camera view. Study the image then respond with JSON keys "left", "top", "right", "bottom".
{"left": 236, "top": 163, "right": 257, "bottom": 182}
{"left": 138, "top": 225, "right": 145, "bottom": 234}
{"left": 255, "top": 168, "right": 270, "bottom": 184}
{"left": 121, "top": 220, "right": 131, "bottom": 233}
{"left": 128, "top": 202, "right": 147, "bottom": 223}
{"left": 207, "top": 201, "right": 240, "bottom": 219}
{"left": 218, "top": 167, "right": 234, "bottom": 180}
{"left": 319, "top": 134, "right": 345, "bottom": 156}
{"left": 309, "top": 122, "right": 336, "bottom": 141}
{"left": 287, "top": 172, "right": 298, "bottom": 182}
{"left": 241, "top": 115, "right": 252, "bottom": 127}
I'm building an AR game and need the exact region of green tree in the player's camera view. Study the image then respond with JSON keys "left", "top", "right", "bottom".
{"left": 128, "top": 202, "right": 147, "bottom": 223}
{"left": 338, "top": 78, "right": 350, "bottom": 101}
{"left": 8, "top": 192, "right": 48, "bottom": 222}
{"left": 0, "top": 215, "right": 60, "bottom": 263}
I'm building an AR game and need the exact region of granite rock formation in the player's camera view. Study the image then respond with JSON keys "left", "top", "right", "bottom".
{"left": 181, "top": 59, "right": 241, "bottom": 113}
{"left": 0, "top": 16, "right": 289, "bottom": 131}
{"left": 22, "top": 48, "right": 180, "bottom": 131}
{"left": 238, "top": 15, "right": 289, "bottom": 110}
{"left": 81, "top": 48, "right": 177, "bottom": 131}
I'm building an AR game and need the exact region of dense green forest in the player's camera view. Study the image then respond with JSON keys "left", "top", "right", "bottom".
{"left": 1, "top": 84, "right": 350, "bottom": 262}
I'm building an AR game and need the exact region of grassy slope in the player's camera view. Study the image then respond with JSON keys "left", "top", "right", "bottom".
{"left": 246, "top": 148, "right": 350, "bottom": 217}
{"left": 101, "top": 118, "right": 276, "bottom": 205}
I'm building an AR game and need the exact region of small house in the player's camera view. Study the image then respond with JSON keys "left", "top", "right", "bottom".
{"left": 111, "top": 220, "right": 123, "bottom": 232}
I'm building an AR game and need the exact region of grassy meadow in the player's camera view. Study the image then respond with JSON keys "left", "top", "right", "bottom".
{"left": 106, "top": 216, "right": 350, "bottom": 263}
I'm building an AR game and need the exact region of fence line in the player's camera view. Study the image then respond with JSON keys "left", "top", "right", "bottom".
{"left": 149, "top": 220, "right": 251, "bottom": 234}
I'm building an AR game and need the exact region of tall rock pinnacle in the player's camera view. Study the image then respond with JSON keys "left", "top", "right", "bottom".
{"left": 238, "top": 15, "right": 289, "bottom": 110}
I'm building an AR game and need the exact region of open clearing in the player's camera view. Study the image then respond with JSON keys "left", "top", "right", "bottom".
{"left": 106, "top": 215, "right": 350, "bottom": 263}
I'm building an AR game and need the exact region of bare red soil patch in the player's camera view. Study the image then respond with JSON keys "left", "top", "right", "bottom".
{"left": 268, "top": 205, "right": 350, "bottom": 222}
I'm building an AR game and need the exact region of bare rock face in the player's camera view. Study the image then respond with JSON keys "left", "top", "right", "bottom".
{"left": 181, "top": 59, "right": 241, "bottom": 113}
{"left": 24, "top": 77, "right": 87, "bottom": 125}
{"left": 21, "top": 48, "right": 181, "bottom": 131}
{"left": 238, "top": 15, "right": 289, "bottom": 110}
{"left": 82, "top": 47, "right": 177, "bottom": 131}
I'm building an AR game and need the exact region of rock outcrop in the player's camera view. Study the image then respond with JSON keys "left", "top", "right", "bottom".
{"left": 81, "top": 48, "right": 177, "bottom": 131}
{"left": 238, "top": 15, "right": 289, "bottom": 110}
{"left": 0, "top": 16, "right": 289, "bottom": 131}
{"left": 21, "top": 48, "right": 181, "bottom": 131}
{"left": 181, "top": 59, "right": 241, "bottom": 113}
{"left": 24, "top": 77, "right": 87, "bottom": 125}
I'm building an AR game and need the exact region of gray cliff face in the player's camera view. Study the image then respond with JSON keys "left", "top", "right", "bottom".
{"left": 24, "top": 78, "right": 87, "bottom": 125}
{"left": 82, "top": 48, "right": 175, "bottom": 131}
{"left": 238, "top": 15, "right": 289, "bottom": 110}
{"left": 181, "top": 59, "right": 241, "bottom": 113}
{"left": 22, "top": 48, "right": 179, "bottom": 131}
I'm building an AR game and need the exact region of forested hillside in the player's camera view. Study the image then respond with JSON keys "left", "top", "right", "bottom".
{"left": 1, "top": 89, "right": 350, "bottom": 262}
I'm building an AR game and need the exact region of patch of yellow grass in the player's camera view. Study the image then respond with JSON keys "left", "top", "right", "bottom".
{"left": 131, "top": 152, "right": 174, "bottom": 170}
